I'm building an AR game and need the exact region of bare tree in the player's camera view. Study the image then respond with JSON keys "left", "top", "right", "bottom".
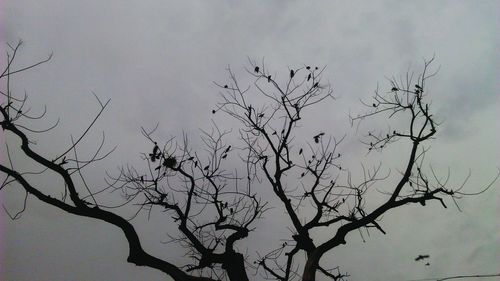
{"left": 1, "top": 42, "right": 498, "bottom": 281}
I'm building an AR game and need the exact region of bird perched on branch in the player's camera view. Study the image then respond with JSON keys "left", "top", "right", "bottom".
{"left": 149, "top": 142, "right": 161, "bottom": 162}
{"left": 313, "top": 132, "right": 325, "bottom": 143}
{"left": 254, "top": 66, "right": 259, "bottom": 73}
{"left": 153, "top": 142, "right": 160, "bottom": 155}
{"left": 290, "top": 69, "right": 295, "bottom": 78}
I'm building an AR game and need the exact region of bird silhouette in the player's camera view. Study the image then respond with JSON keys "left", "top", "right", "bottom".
{"left": 254, "top": 66, "right": 259, "bottom": 73}
{"left": 415, "top": 84, "right": 422, "bottom": 90}
{"left": 313, "top": 82, "right": 319, "bottom": 88}
{"left": 224, "top": 85, "right": 228, "bottom": 88}
{"left": 150, "top": 142, "right": 161, "bottom": 162}
{"left": 267, "top": 75, "right": 271, "bottom": 82}
{"left": 306, "top": 66, "right": 311, "bottom": 70}
{"left": 425, "top": 262, "right": 430, "bottom": 266}
{"left": 391, "top": 87, "right": 398, "bottom": 92}
{"left": 299, "top": 148, "right": 303, "bottom": 155}
{"left": 204, "top": 165, "right": 209, "bottom": 171}
{"left": 153, "top": 142, "right": 160, "bottom": 155}
{"left": 290, "top": 69, "right": 295, "bottom": 78}
{"left": 307, "top": 73, "right": 312, "bottom": 81}
{"left": 313, "top": 132, "right": 325, "bottom": 143}
{"left": 415, "top": 254, "right": 430, "bottom": 261}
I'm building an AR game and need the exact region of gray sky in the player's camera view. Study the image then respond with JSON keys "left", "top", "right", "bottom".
{"left": 1, "top": 1, "right": 499, "bottom": 281}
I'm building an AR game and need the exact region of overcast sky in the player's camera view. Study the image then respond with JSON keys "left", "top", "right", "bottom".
{"left": 1, "top": 1, "right": 499, "bottom": 281}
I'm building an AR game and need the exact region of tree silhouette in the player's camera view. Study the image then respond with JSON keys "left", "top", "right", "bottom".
{"left": 1, "top": 41, "right": 498, "bottom": 281}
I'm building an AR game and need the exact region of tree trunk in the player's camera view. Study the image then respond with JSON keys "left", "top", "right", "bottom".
{"left": 222, "top": 253, "right": 249, "bottom": 281}
{"left": 302, "top": 252, "right": 321, "bottom": 281}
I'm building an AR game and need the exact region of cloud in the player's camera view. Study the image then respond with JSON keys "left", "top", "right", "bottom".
{"left": 2, "top": 1, "right": 498, "bottom": 280}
